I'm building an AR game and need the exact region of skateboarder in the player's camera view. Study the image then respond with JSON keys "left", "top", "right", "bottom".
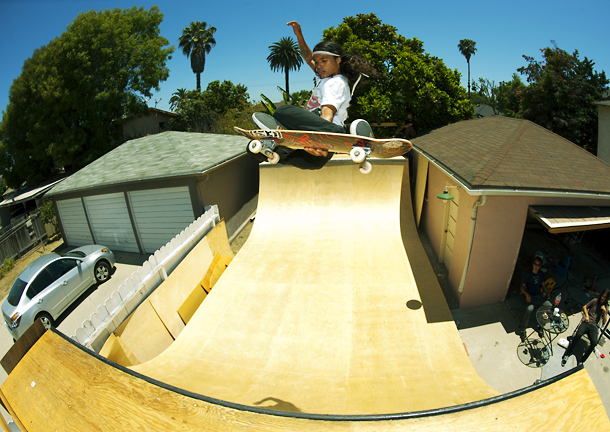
{"left": 248, "top": 21, "right": 376, "bottom": 170}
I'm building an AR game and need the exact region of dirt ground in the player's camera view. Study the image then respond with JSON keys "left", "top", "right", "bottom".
{"left": 0, "top": 236, "right": 64, "bottom": 301}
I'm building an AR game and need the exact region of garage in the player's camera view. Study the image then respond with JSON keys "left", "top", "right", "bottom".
{"left": 55, "top": 198, "right": 93, "bottom": 246}
{"left": 128, "top": 187, "right": 194, "bottom": 253}
{"left": 48, "top": 132, "right": 259, "bottom": 254}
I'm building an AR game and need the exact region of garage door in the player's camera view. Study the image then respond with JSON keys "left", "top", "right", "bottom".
{"left": 55, "top": 198, "right": 93, "bottom": 246}
{"left": 83, "top": 193, "right": 140, "bottom": 253}
{"left": 128, "top": 187, "right": 195, "bottom": 253}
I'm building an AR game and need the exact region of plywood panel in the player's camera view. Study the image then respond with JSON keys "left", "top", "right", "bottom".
{"left": 146, "top": 236, "right": 215, "bottom": 338}
{"left": 177, "top": 286, "right": 207, "bottom": 325}
{"left": 115, "top": 300, "right": 174, "bottom": 365}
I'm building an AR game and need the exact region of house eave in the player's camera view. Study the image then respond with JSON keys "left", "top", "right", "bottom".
{"left": 414, "top": 147, "right": 610, "bottom": 201}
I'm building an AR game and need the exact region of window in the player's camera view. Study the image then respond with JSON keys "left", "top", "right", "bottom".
{"left": 47, "top": 259, "right": 79, "bottom": 278}
{"left": 7, "top": 278, "right": 27, "bottom": 306}
{"left": 26, "top": 268, "right": 58, "bottom": 299}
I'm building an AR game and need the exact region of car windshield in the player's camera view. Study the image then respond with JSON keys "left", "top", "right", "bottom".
{"left": 7, "top": 277, "right": 28, "bottom": 306}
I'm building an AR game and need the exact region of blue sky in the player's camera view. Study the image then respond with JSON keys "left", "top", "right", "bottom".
{"left": 1, "top": 0, "right": 609, "bottom": 117}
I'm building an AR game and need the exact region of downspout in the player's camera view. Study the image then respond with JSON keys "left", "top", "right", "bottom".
{"left": 458, "top": 195, "right": 487, "bottom": 294}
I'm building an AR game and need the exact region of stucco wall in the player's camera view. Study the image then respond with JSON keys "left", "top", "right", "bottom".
{"left": 419, "top": 163, "right": 610, "bottom": 308}
{"left": 597, "top": 105, "right": 610, "bottom": 165}
{"left": 459, "top": 195, "right": 529, "bottom": 307}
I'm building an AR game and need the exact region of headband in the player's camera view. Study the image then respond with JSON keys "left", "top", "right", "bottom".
{"left": 312, "top": 51, "right": 340, "bottom": 57}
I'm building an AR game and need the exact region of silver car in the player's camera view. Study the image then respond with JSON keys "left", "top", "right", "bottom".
{"left": 2, "top": 245, "right": 115, "bottom": 340}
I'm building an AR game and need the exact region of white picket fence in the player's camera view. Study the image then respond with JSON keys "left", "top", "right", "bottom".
{"left": 72, "top": 206, "right": 221, "bottom": 352}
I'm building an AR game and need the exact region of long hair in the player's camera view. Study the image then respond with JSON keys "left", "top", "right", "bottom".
{"left": 312, "top": 40, "right": 376, "bottom": 89}
{"left": 600, "top": 289, "right": 610, "bottom": 306}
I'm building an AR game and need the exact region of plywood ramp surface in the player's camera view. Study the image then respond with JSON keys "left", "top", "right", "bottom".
{"left": 2, "top": 161, "right": 608, "bottom": 430}
{"left": 130, "top": 162, "right": 498, "bottom": 414}
{"left": 2, "top": 330, "right": 607, "bottom": 431}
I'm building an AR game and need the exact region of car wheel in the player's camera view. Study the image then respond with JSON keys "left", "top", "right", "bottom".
{"left": 94, "top": 261, "right": 110, "bottom": 283}
{"left": 36, "top": 312, "right": 54, "bottom": 330}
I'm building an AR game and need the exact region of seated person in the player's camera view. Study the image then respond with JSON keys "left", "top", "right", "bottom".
{"left": 396, "top": 112, "right": 417, "bottom": 139}
{"left": 518, "top": 257, "right": 550, "bottom": 339}
{"left": 520, "top": 257, "right": 549, "bottom": 306}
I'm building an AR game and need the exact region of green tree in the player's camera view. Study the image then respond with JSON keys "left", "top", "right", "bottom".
{"left": 323, "top": 13, "right": 472, "bottom": 131}
{"left": 516, "top": 44, "right": 608, "bottom": 152}
{"left": 169, "top": 88, "right": 188, "bottom": 111}
{"left": 199, "top": 80, "right": 249, "bottom": 115}
{"left": 178, "top": 21, "right": 216, "bottom": 91}
{"left": 458, "top": 39, "right": 477, "bottom": 98}
{"left": 0, "top": 6, "right": 173, "bottom": 188}
{"left": 496, "top": 74, "right": 525, "bottom": 117}
{"left": 170, "top": 80, "right": 250, "bottom": 132}
{"left": 267, "top": 37, "right": 304, "bottom": 100}
{"left": 471, "top": 78, "right": 499, "bottom": 114}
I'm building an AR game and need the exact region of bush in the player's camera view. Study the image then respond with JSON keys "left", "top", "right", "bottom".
{"left": 0, "top": 258, "right": 15, "bottom": 279}
{"left": 40, "top": 201, "right": 57, "bottom": 226}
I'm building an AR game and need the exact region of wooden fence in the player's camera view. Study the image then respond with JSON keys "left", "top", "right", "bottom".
{"left": 0, "top": 212, "right": 47, "bottom": 263}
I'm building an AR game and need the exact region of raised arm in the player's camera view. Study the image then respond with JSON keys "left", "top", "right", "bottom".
{"left": 287, "top": 21, "right": 315, "bottom": 72}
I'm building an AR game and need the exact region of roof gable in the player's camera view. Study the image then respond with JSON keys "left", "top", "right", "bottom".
{"left": 50, "top": 131, "right": 248, "bottom": 195}
{"left": 413, "top": 117, "right": 610, "bottom": 194}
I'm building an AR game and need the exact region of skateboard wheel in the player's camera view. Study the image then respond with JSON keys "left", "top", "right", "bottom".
{"left": 350, "top": 147, "right": 367, "bottom": 164}
{"left": 359, "top": 161, "right": 373, "bottom": 174}
{"left": 268, "top": 152, "right": 280, "bottom": 164}
{"left": 249, "top": 140, "right": 263, "bottom": 153}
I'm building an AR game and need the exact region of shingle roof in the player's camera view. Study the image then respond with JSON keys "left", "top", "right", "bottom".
{"left": 412, "top": 117, "right": 610, "bottom": 194}
{"left": 49, "top": 131, "right": 248, "bottom": 195}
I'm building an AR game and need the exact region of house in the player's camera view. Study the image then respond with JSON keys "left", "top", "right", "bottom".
{"left": 594, "top": 99, "right": 610, "bottom": 165}
{"left": 121, "top": 107, "right": 177, "bottom": 141}
{"left": 0, "top": 179, "right": 63, "bottom": 228}
{"left": 410, "top": 116, "right": 610, "bottom": 308}
{"left": 47, "top": 131, "right": 258, "bottom": 254}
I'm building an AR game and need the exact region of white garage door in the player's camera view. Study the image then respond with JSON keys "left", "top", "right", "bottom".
{"left": 55, "top": 198, "right": 93, "bottom": 246}
{"left": 129, "top": 187, "right": 195, "bottom": 253}
{"left": 83, "top": 193, "right": 140, "bottom": 253}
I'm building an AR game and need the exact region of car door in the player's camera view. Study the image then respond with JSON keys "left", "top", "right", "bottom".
{"left": 46, "top": 258, "right": 89, "bottom": 308}
{"left": 26, "top": 267, "right": 68, "bottom": 318}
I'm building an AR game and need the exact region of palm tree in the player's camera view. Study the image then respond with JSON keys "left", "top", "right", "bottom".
{"left": 179, "top": 22, "right": 216, "bottom": 91}
{"left": 169, "top": 88, "right": 188, "bottom": 111}
{"left": 458, "top": 39, "right": 477, "bottom": 98}
{"left": 267, "top": 37, "right": 303, "bottom": 101}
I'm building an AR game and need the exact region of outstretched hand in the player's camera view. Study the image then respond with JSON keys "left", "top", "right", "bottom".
{"left": 287, "top": 21, "right": 302, "bottom": 36}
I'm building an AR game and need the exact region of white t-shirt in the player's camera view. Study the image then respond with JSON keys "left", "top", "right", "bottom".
{"left": 306, "top": 75, "right": 351, "bottom": 126}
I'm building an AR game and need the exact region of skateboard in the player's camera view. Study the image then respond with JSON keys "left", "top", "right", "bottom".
{"left": 235, "top": 127, "right": 412, "bottom": 174}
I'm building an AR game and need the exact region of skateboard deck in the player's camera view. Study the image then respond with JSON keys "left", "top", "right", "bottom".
{"left": 235, "top": 126, "right": 412, "bottom": 173}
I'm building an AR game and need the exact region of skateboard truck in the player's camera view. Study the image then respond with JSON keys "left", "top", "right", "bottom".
{"left": 248, "top": 139, "right": 281, "bottom": 164}
{"left": 350, "top": 147, "right": 373, "bottom": 174}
